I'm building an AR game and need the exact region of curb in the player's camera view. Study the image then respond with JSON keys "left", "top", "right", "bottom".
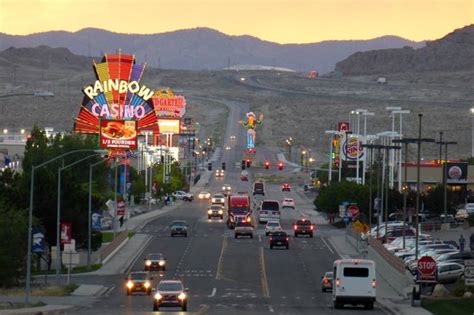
{"left": 0, "top": 304, "right": 79, "bottom": 314}
{"left": 122, "top": 234, "right": 155, "bottom": 274}
{"left": 102, "top": 237, "right": 129, "bottom": 265}
{"left": 376, "top": 299, "right": 399, "bottom": 315}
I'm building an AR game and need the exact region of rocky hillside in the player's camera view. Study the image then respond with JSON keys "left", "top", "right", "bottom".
{"left": 335, "top": 24, "right": 474, "bottom": 75}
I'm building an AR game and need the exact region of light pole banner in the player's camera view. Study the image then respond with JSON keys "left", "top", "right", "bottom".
{"left": 341, "top": 134, "right": 366, "bottom": 161}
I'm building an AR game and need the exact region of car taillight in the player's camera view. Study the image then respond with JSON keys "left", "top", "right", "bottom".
{"left": 294, "top": 225, "right": 297, "bottom": 230}
{"left": 372, "top": 279, "right": 376, "bottom": 288}
{"left": 310, "top": 225, "right": 314, "bottom": 230}
{"left": 323, "top": 279, "right": 328, "bottom": 284}
{"left": 269, "top": 237, "right": 273, "bottom": 241}
{"left": 336, "top": 278, "right": 340, "bottom": 288}
{"left": 286, "top": 237, "right": 289, "bottom": 241}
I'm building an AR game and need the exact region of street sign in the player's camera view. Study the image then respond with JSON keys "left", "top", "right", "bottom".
{"left": 347, "top": 205, "right": 359, "bottom": 217}
{"left": 465, "top": 259, "right": 474, "bottom": 286}
{"left": 60, "top": 222, "right": 72, "bottom": 244}
{"left": 417, "top": 256, "right": 437, "bottom": 283}
{"left": 92, "top": 212, "right": 102, "bottom": 231}
{"left": 32, "top": 227, "right": 45, "bottom": 254}
{"left": 117, "top": 200, "right": 126, "bottom": 216}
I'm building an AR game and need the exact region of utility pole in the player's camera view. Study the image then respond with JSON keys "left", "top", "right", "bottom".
{"left": 435, "top": 138, "right": 457, "bottom": 223}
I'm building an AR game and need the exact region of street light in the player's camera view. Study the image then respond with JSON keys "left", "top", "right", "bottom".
{"left": 435, "top": 139, "right": 457, "bottom": 224}
{"left": 391, "top": 109, "right": 410, "bottom": 191}
{"left": 25, "top": 149, "right": 106, "bottom": 305}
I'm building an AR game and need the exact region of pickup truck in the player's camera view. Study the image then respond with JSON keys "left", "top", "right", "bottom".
{"left": 172, "top": 191, "right": 193, "bottom": 202}
{"left": 294, "top": 219, "right": 314, "bottom": 237}
{"left": 234, "top": 221, "right": 254, "bottom": 239}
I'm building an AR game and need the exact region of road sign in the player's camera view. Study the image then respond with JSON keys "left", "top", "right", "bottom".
{"left": 465, "top": 259, "right": 474, "bottom": 286}
{"left": 117, "top": 200, "right": 126, "bottom": 216}
{"left": 347, "top": 205, "right": 359, "bottom": 217}
{"left": 417, "top": 256, "right": 437, "bottom": 283}
{"left": 32, "top": 227, "right": 45, "bottom": 254}
{"left": 60, "top": 222, "right": 72, "bottom": 244}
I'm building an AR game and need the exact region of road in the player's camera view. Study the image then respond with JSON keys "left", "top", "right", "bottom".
{"left": 72, "top": 100, "right": 385, "bottom": 314}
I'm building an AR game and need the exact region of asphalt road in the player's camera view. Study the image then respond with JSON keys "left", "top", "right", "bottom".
{"left": 75, "top": 101, "right": 385, "bottom": 314}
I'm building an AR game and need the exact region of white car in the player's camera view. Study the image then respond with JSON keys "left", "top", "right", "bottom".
{"left": 172, "top": 191, "right": 193, "bottom": 201}
{"left": 437, "top": 262, "right": 464, "bottom": 283}
{"left": 211, "top": 194, "right": 226, "bottom": 205}
{"left": 198, "top": 191, "right": 211, "bottom": 200}
{"left": 282, "top": 198, "right": 295, "bottom": 209}
{"left": 225, "top": 146, "right": 231, "bottom": 150}
{"left": 222, "top": 184, "right": 232, "bottom": 195}
{"left": 265, "top": 221, "right": 283, "bottom": 236}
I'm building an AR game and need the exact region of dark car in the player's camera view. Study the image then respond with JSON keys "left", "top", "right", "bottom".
{"left": 125, "top": 271, "right": 152, "bottom": 295}
{"left": 270, "top": 231, "right": 290, "bottom": 249}
{"left": 253, "top": 181, "right": 265, "bottom": 195}
{"left": 144, "top": 253, "right": 166, "bottom": 271}
{"left": 294, "top": 219, "right": 314, "bottom": 237}
{"left": 153, "top": 280, "right": 188, "bottom": 312}
{"left": 170, "top": 220, "right": 188, "bottom": 237}
{"left": 321, "top": 271, "right": 333, "bottom": 292}
{"left": 281, "top": 183, "right": 291, "bottom": 192}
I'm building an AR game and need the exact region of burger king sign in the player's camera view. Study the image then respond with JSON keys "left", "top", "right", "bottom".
{"left": 341, "top": 135, "right": 365, "bottom": 161}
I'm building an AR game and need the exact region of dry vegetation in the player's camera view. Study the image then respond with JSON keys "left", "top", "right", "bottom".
{"left": 1, "top": 63, "right": 472, "bottom": 162}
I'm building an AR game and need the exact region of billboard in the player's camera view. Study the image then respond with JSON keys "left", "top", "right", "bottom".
{"left": 158, "top": 119, "right": 180, "bottom": 134}
{"left": 446, "top": 162, "right": 468, "bottom": 183}
{"left": 341, "top": 134, "right": 365, "bottom": 161}
{"left": 32, "top": 227, "right": 45, "bottom": 254}
{"left": 60, "top": 222, "right": 72, "bottom": 244}
{"left": 152, "top": 89, "right": 186, "bottom": 118}
{"left": 337, "top": 122, "right": 350, "bottom": 132}
{"left": 100, "top": 120, "right": 137, "bottom": 149}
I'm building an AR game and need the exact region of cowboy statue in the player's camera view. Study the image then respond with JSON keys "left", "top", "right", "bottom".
{"left": 240, "top": 112, "right": 264, "bottom": 154}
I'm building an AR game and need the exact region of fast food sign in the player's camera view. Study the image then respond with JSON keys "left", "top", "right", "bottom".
{"left": 100, "top": 120, "right": 137, "bottom": 149}
{"left": 341, "top": 135, "right": 365, "bottom": 161}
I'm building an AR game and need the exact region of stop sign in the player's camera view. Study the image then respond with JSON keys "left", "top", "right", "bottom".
{"left": 347, "top": 205, "right": 359, "bottom": 217}
{"left": 417, "top": 256, "right": 437, "bottom": 282}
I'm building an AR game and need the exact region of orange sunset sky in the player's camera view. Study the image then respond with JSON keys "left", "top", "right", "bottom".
{"left": 0, "top": 0, "right": 472, "bottom": 43}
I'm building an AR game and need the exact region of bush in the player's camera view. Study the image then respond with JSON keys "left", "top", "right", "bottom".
{"left": 468, "top": 215, "right": 474, "bottom": 227}
{"left": 453, "top": 278, "right": 474, "bottom": 297}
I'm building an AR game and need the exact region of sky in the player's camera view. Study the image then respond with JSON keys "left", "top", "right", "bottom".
{"left": 0, "top": 0, "right": 472, "bottom": 43}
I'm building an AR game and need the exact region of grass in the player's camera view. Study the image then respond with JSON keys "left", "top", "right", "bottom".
{"left": 422, "top": 298, "right": 474, "bottom": 315}
{"left": 128, "top": 231, "right": 135, "bottom": 238}
{"left": 0, "top": 283, "right": 79, "bottom": 297}
{"left": 101, "top": 231, "right": 114, "bottom": 243}
{"left": 32, "top": 263, "right": 102, "bottom": 276}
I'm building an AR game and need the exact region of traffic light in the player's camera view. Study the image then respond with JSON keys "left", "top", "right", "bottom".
{"left": 246, "top": 158, "right": 251, "bottom": 168}
{"left": 222, "top": 162, "right": 226, "bottom": 171}
{"left": 278, "top": 162, "right": 284, "bottom": 170}
{"left": 208, "top": 162, "right": 212, "bottom": 171}
{"left": 331, "top": 152, "right": 335, "bottom": 159}
{"left": 241, "top": 160, "right": 246, "bottom": 170}
{"left": 264, "top": 161, "right": 270, "bottom": 169}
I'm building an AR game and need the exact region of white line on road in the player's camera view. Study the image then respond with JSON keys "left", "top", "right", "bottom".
{"left": 268, "top": 305, "right": 275, "bottom": 313}
{"left": 216, "top": 236, "right": 228, "bottom": 280}
{"left": 321, "top": 237, "right": 334, "bottom": 254}
{"left": 208, "top": 288, "right": 217, "bottom": 297}
{"left": 258, "top": 235, "right": 262, "bottom": 242}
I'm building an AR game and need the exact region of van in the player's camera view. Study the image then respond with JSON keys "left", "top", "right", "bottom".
{"left": 253, "top": 181, "right": 265, "bottom": 196}
{"left": 258, "top": 200, "right": 280, "bottom": 224}
{"left": 332, "top": 259, "right": 376, "bottom": 310}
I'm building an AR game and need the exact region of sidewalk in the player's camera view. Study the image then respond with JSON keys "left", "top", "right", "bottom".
{"left": 327, "top": 232, "right": 432, "bottom": 315}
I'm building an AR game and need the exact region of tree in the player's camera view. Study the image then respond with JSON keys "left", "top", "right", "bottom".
{"left": 315, "top": 181, "right": 369, "bottom": 215}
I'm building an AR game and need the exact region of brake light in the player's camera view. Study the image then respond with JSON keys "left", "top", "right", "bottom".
{"left": 294, "top": 225, "right": 297, "bottom": 230}
{"left": 286, "top": 237, "right": 289, "bottom": 241}
{"left": 372, "top": 279, "right": 376, "bottom": 288}
{"left": 269, "top": 237, "right": 273, "bottom": 241}
{"left": 323, "top": 279, "right": 328, "bottom": 284}
{"left": 336, "top": 278, "right": 341, "bottom": 288}
{"left": 310, "top": 225, "right": 314, "bottom": 230}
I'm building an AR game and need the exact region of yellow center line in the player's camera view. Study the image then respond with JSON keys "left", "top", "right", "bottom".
{"left": 259, "top": 246, "right": 270, "bottom": 298}
{"left": 215, "top": 235, "right": 228, "bottom": 280}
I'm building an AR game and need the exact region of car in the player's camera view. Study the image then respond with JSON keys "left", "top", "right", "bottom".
{"left": 170, "top": 220, "right": 188, "bottom": 237}
{"left": 222, "top": 184, "right": 232, "bottom": 196}
{"left": 152, "top": 280, "right": 188, "bottom": 312}
{"left": 258, "top": 200, "right": 281, "bottom": 223}
{"left": 234, "top": 221, "right": 254, "bottom": 239}
{"left": 282, "top": 198, "right": 295, "bottom": 209}
{"left": 240, "top": 170, "right": 249, "bottom": 181}
{"left": 437, "top": 262, "right": 465, "bottom": 283}
{"left": 253, "top": 181, "right": 265, "bottom": 195}
{"left": 265, "top": 220, "right": 282, "bottom": 236}
{"left": 211, "top": 193, "right": 226, "bottom": 205}
{"left": 294, "top": 219, "right": 314, "bottom": 237}
{"left": 198, "top": 191, "right": 211, "bottom": 200}
{"left": 230, "top": 135, "right": 236, "bottom": 140}
{"left": 304, "top": 184, "right": 316, "bottom": 192}
{"left": 125, "top": 271, "right": 152, "bottom": 295}
{"left": 225, "top": 146, "right": 231, "bottom": 150}
{"left": 455, "top": 209, "right": 469, "bottom": 222}
{"left": 332, "top": 259, "right": 376, "bottom": 310}
{"left": 269, "top": 231, "right": 289, "bottom": 249}
{"left": 172, "top": 191, "right": 193, "bottom": 202}
{"left": 208, "top": 204, "right": 224, "bottom": 219}
{"left": 144, "top": 253, "right": 167, "bottom": 271}
{"left": 215, "top": 169, "right": 225, "bottom": 177}
{"left": 281, "top": 183, "right": 291, "bottom": 192}
{"left": 322, "top": 271, "right": 333, "bottom": 292}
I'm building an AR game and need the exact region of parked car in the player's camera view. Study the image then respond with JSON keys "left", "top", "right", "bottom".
{"left": 455, "top": 209, "right": 469, "bottom": 222}
{"left": 172, "top": 191, "right": 193, "bottom": 201}
{"left": 437, "top": 262, "right": 464, "bottom": 283}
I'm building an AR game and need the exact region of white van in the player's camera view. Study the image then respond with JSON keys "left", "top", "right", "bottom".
{"left": 332, "top": 259, "right": 376, "bottom": 310}
{"left": 257, "top": 200, "right": 280, "bottom": 224}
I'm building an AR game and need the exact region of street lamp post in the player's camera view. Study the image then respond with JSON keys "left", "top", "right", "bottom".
{"left": 26, "top": 149, "right": 104, "bottom": 305}
{"left": 435, "top": 139, "right": 457, "bottom": 223}
{"left": 392, "top": 109, "right": 410, "bottom": 191}
{"left": 471, "top": 108, "right": 474, "bottom": 157}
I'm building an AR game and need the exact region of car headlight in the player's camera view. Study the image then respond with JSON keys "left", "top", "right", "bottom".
{"left": 178, "top": 292, "right": 187, "bottom": 300}
{"left": 159, "top": 260, "right": 165, "bottom": 266}
{"left": 145, "top": 260, "right": 151, "bottom": 266}
{"left": 144, "top": 281, "right": 151, "bottom": 288}
{"left": 126, "top": 281, "right": 134, "bottom": 289}
{"left": 208, "top": 210, "right": 212, "bottom": 214}
{"left": 218, "top": 210, "right": 223, "bottom": 214}
{"left": 154, "top": 293, "right": 162, "bottom": 300}
{"left": 212, "top": 199, "right": 216, "bottom": 202}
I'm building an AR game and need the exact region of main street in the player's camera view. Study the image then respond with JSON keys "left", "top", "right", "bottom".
{"left": 69, "top": 100, "right": 386, "bottom": 314}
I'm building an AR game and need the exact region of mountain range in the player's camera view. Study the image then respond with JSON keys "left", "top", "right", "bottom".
{"left": 0, "top": 27, "right": 425, "bottom": 73}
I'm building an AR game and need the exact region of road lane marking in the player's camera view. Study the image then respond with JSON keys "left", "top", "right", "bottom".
{"left": 258, "top": 235, "right": 262, "bottom": 242}
{"left": 208, "top": 288, "right": 217, "bottom": 297}
{"left": 216, "top": 236, "right": 228, "bottom": 280}
{"left": 321, "top": 237, "right": 334, "bottom": 254}
{"left": 195, "top": 304, "right": 210, "bottom": 315}
{"left": 259, "top": 247, "right": 270, "bottom": 298}
{"left": 268, "top": 305, "right": 275, "bottom": 313}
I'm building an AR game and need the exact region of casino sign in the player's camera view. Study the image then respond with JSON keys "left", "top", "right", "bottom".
{"left": 74, "top": 53, "right": 159, "bottom": 150}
